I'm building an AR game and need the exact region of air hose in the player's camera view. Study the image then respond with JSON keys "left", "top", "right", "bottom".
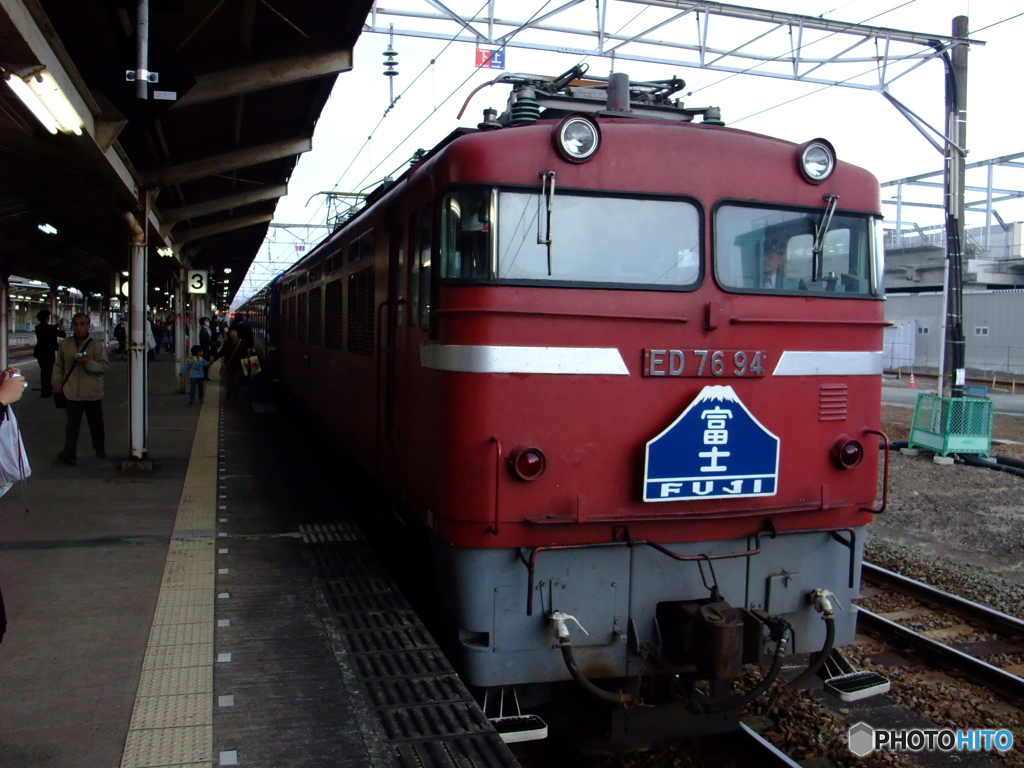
{"left": 559, "top": 643, "right": 634, "bottom": 705}
{"left": 550, "top": 612, "right": 634, "bottom": 706}
{"left": 784, "top": 614, "right": 836, "bottom": 691}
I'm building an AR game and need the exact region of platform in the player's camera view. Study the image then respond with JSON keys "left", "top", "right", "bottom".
{"left": 0, "top": 351, "right": 518, "bottom": 768}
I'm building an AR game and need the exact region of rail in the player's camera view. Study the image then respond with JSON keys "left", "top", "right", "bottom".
{"left": 858, "top": 563, "right": 1024, "bottom": 701}
{"left": 862, "top": 563, "right": 1024, "bottom": 637}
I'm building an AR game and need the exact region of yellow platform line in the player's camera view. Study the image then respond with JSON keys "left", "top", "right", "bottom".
{"left": 121, "top": 373, "right": 221, "bottom": 768}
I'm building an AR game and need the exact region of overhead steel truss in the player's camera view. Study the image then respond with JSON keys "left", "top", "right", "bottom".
{"left": 884, "top": 152, "right": 1024, "bottom": 250}
{"left": 366, "top": 0, "right": 982, "bottom": 93}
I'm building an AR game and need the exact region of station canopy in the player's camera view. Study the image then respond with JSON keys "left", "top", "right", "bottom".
{"left": 0, "top": 0, "right": 374, "bottom": 300}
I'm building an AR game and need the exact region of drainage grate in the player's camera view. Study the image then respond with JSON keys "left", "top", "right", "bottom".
{"left": 303, "top": 525, "right": 520, "bottom": 768}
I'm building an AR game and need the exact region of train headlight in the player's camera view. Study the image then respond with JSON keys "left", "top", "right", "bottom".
{"left": 553, "top": 114, "right": 600, "bottom": 163}
{"left": 831, "top": 438, "right": 864, "bottom": 470}
{"left": 508, "top": 446, "right": 547, "bottom": 481}
{"left": 797, "top": 139, "right": 836, "bottom": 184}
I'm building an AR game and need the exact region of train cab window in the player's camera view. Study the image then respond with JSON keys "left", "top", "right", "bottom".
{"left": 715, "top": 204, "right": 879, "bottom": 296}
{"left": 495, "top": 192, "right": 699, "bottom": 287}
{"left": 441, "top": 189, "right": 492, "bottom": 280}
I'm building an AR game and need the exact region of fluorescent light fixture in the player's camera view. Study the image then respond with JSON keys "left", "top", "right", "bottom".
{"left": 4, "top": 69, "right": 83, "bottom": 135}
{"left": 38, "top": 223, "right": 57, "bottom": 234}
{"left": 157, "top": 247, "right": 173, "bottom": 257}
{"left": 223, "top": 268, "right": 232, "bottom": 274}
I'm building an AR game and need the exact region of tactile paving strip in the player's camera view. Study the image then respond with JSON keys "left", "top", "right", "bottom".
{"left": 120, "top": 377, "right": 222, "bottom": 768}
{"left": 300, "top": 524, "right": 519, "bottom": 768}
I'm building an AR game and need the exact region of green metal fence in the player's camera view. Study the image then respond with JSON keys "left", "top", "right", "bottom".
{"left": 908, "top": 393, "right": 994, "bottom": 457}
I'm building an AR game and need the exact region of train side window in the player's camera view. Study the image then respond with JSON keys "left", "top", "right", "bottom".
{"left": 287, "top": 296, "right": 296, "bottom": 338}
{"left": 441, "top": 189, "right": 491, "bottom": 280}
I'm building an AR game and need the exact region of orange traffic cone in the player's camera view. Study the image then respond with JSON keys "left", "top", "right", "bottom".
{"left": 909, "top": 371, "right": 916, "bottom": 389}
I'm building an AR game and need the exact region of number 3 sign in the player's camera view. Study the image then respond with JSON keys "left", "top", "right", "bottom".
{"left": 187, "top": 270, "right": 208, "bottom": 294}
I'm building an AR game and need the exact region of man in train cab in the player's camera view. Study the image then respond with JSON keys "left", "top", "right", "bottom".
{"left": 761, "top": 238, "right": 787, "bottom": 289}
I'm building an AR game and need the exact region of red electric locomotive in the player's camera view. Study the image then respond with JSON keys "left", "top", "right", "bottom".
{"left": 245, "top": 68, "right": 888, "bottom": 725}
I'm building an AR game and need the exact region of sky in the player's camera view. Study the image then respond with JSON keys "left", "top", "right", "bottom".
{"left": 235, "top": 0, "right": 1024, "bottom": 305}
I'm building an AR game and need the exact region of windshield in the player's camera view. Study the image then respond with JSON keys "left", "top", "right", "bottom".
{"left": 715, "top": 204, "right": 879, "bottom": 296}
{"left": 441, "top": 188, "right": 700, "bottom": 288}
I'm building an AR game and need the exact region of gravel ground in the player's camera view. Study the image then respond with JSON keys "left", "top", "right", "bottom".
{"left": 872, "top": 399, "right": 1024, "bottom": 593}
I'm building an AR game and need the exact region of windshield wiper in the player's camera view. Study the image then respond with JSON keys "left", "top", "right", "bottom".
{"left": 538, "top": 171, "right": 556, "bottom": 275}
{"left": 812, "top": 194, "right": 839, "bottom": 282}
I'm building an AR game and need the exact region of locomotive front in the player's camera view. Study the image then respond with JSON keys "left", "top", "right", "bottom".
{"left": 410, "top": 74, "right": 887, "bottom": 715}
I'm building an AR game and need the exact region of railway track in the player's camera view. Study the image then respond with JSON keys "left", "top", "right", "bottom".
{"left": 858, "top": 562, "right": 1024, "bottom": 701}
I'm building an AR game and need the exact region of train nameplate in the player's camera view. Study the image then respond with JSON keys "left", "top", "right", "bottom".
{"left": 642, "top": 349, "right": 766, "bottom": 378}
{"left": 642, "top": 384, "right": 780, "bottom": 502}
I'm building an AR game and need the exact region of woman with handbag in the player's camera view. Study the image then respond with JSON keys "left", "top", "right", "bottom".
{"left": 214, "top": 328, "right": 246, "bottom": 404}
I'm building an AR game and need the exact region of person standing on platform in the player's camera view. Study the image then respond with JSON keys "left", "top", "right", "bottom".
{"left": 199, "top": 317, "right": 214, "bottom": 381}
{"left": 180, "top": 345, "right": 210, "bottom": 406}
{"left": 53, "top": 313, "right": 109, "bottom": 465}
{"left": 113, "top": 321, "right": 126, "bottom": 355}
{"left": 214, "top": 328, "right": 246, "bottom": 404}
{"left": 230, "top": 312, "right": 254, "bottom": 352}
{"left": 33, "top": 309, "right": 64, "bottom": 398}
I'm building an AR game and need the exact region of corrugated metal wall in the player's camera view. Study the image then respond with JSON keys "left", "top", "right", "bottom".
{"left": 884, "top": 290, "right": 1024, "bottom": 374}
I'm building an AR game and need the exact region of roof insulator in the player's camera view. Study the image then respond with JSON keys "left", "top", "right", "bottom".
{"left": 509, "top": 89, "right": 540, "bottom": 126}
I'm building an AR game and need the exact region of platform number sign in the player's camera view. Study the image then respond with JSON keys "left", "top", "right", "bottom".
{"left": 643, "top": 385, "right": 779, "bottom": 502}
{"left": 187, "top": 270, "right": 208, "bottom": 294}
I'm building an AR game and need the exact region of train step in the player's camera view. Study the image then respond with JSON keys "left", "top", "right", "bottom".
{"left": 820, "top": 649, "right": 890, "bottom": 702}
{"left": 491, "top": 714, "right": 549, "bottom": 743}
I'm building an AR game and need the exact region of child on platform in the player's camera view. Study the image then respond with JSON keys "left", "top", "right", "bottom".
{"left": 180, "top": 345, "right": 211, "bottom": 405}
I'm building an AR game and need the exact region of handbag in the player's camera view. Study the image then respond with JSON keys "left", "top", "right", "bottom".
{"left": 0, "top": 406, "right": 31, "bottom": 491}
{"left": 54, "top": 339, "right": 91, "bottom": 409}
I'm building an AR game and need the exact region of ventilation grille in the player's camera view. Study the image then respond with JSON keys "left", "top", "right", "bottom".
{"left": 348, "top": 267, "right": 375, "bottom": 356}
{"left": 818, "top": 384, "right": 848, "bottom": 421}
{"left": 325, "top": 280, "right": 343, "bottom": 349}
{"left": 308, "top": 286, "right": 323, "bottom": 346}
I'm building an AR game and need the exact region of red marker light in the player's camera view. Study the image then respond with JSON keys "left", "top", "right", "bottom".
{"left": 831, "top": 439, "right": 864, "bottom": 470}
{"left": 509, "top": 447, "right": 546, "bottom": 481}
